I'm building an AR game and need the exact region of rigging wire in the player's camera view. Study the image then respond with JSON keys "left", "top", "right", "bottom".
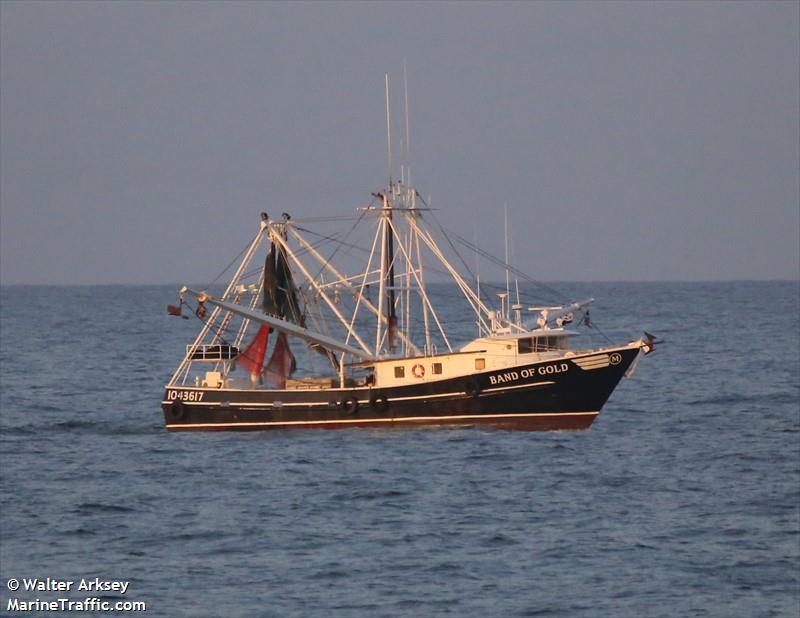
{"left": 425, "top": 210, "right": 481, "bottom": 290}
{"left": 293, "top": 223, "right": 372, "bottom": 257}
{"left": 295, "top": 209, "right": 368, "bottom": 283}
{"left": 414, "top": 206, "right": 568, "bottom": 307}
{"left": 235, "top": 228, "right": 358, "bottom": 284}
{"left": 438, "top": 224, "right": 570, "bottom": 305}
{"left": 288, "top": 215, "right": 363, "bottom": 223}
{"left": 203, "top": 239, "right": 253, "bottom": 291}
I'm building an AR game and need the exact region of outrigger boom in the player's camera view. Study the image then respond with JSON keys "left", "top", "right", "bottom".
{"left": 181, "top": 287, "right": 377, "bottom": 362}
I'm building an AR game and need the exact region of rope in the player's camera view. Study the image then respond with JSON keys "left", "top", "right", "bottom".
{"left": 204, "top": 241, "right": 251, "bottom": 291}
{"left": 433, "top": 222, "right": 570, "bottom": 305}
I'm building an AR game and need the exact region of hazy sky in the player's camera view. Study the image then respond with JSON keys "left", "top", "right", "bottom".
{"left": 1, "top": 1, "right": 798, "bottom": 284}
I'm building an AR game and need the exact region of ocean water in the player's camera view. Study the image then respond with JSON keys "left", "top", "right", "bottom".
{"left": 0, "top": 282, "right": 798, "bottom": 617}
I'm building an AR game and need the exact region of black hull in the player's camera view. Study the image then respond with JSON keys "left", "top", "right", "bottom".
{"left": 162, "top": 348, "right": 640, "bottom": 432}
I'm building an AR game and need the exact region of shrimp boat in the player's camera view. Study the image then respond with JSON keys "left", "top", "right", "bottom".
{"left": 162, "top": 181, "right": 656, "bottom": 432}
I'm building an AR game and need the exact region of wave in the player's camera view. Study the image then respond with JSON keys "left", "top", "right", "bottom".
{"left": 73, "top": 502, "right": 138, "bottom": 514}
{"left": 687, "top": 392, "right": 799, "bottom": 406}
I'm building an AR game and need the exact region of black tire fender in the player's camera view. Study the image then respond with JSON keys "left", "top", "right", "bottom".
{"left": 464, "top": 378, "right": 481, "bottom": 398}
{"left": 369, "top": 392, "right": 389, "bottom": 412}
{"left": 167, "top": 399, "right": 186, "bottom": 421}
{"left": 342, "top": 395, "right": 359, "bottom": 416}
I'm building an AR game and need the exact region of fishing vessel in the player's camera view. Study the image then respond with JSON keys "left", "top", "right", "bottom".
{"left": 162, "top": 181, "right": 656, "bottom": 432}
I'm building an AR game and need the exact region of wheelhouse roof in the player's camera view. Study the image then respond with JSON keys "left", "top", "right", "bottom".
{"left": 484, "top": 328, "right": 580, "bottom": 341}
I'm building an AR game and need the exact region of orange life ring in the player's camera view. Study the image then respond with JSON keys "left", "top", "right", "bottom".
{"left": 412, "top": 363, "right": 425, "bottom": 378}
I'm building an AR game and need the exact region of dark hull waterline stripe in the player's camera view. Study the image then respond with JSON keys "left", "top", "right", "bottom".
{"left": 166, "top": 411, "right": 599, "bottom": 430}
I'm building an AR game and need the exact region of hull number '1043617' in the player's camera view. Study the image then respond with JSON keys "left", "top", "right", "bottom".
{"left": 489, "top": 363, "right": 569, "bottom": 385}
{"left": 167, "top": 390, "right": 205, "bottom": 402}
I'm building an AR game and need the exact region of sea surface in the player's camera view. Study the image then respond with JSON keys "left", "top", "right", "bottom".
{"left": 1, "top": 282, "right": 798, "bottom": 617}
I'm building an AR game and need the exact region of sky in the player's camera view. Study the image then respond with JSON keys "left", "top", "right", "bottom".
{"left": 1, "top": 1, "right": 798, "bottom": 285}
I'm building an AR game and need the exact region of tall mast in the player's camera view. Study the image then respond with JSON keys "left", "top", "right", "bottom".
{"left": 403, "top": 60, "right": 411, "bottom": 186}
{"left": 504, "top": 203, "right": 510, "bottom": 320}
{"left": 385, "top": 199, "right": 397, "bottom": 352}
{"left": 385, "top": 73, "right": 392, "bottom": 186}
{"left": 373, "top": 194, "right": 397, "bottom": 355}
{"left": 376, "top": 202, "right": 387, "bottom": 355}
{"left": 380, "top": 73, "right": 397, "bottom": 354}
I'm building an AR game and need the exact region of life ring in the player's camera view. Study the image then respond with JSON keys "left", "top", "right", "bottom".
{"left": 342, "top": 395, "right": 359, "bottom": 416}
{"left": 167, "top": 400, "right": 186, "bottom": 421}
{"left": 369, "top": 392, "right": 388, "bottom": 412}
{"left": 412, "top": 363, "right": 425, "bottom": 378}
{"left": 464, "top": 378, "right": 481, "bottom": 399}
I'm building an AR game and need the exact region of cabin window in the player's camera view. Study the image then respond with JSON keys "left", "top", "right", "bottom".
{"left": 533, "top": 336, "right": 567, "bottom": 351}
{"left": 394, "top": 366, "right": 405, "bottom": 378}
{"left": 518, "top": 336, "right": 569, "bottom": 353}
{"left": 475, "top": 358, "right": 485, "bottom": 370}
{"left": 432, "top": 362, "right": 442, "bottom": 375}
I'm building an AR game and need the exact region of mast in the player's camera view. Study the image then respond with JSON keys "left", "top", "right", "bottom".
{"left": 376, "top": 202, "right": 387, "bottom": 355}
{"left": 385, "top": 197, "right": 397, "bottom": 353}
{"left": 403, "top": 60, "right": 411, "bottom": 186}
{"left": 504, "top": 203, "right": 510, "bottom": 320}
{"left": 375, "top": 193, "right": 397, "bottom": 355}
{"left": 385, "top": 73, "right": 392, "bottom": 186}
{"left": 380, "top": 73, "right": 397, "bottom": 354}
{"left": 403, "top": 210, "right": 413, "bottom": 356}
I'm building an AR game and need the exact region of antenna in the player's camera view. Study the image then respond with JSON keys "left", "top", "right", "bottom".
{"left": 504, "top": 203, "right": 510, "bottom": 318}
{"left": 385, "top": 73, "right": 392, "bottom": 186}
{"left": 474, "top": 216, "right": 481, "bottom": 334}
{"left": 403, "top": 60, "right": 411, "bottom": 186}
{"left": 512, "top": 217, "right": 521, "bottom": 322}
